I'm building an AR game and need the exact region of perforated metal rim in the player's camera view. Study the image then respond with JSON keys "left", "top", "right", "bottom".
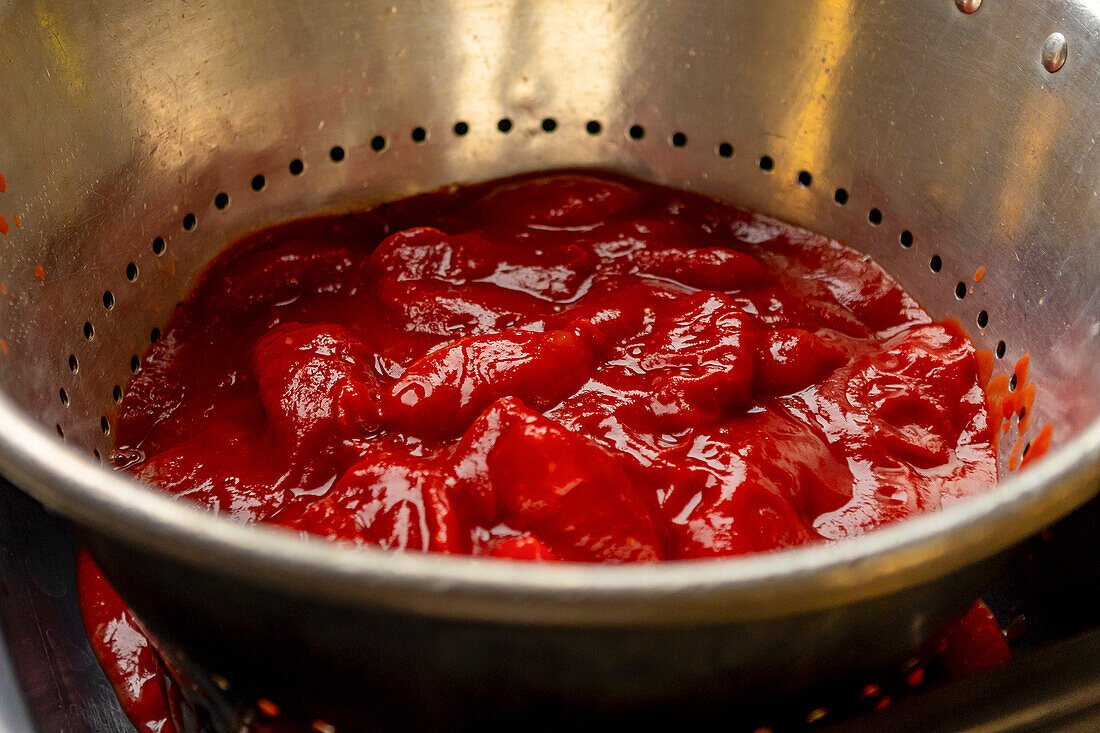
{"left": 1, "top": 0, "right": 1098, "bottom": 629}
{"left": 3, "top": 111, "right": 1092, "bottom": 622}
{"left": 45, "top": 118, "right": 1030, "bottom": 465}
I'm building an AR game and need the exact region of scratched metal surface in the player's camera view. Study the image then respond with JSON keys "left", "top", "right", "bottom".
{"left": 0, "top": 635, "right": 34, "bottom": 733}
{"left": 0, "top": 480, "right": 131, "bottom": 732}
{"left": 0, "top": 0, "right": 1097, "bottom": 727}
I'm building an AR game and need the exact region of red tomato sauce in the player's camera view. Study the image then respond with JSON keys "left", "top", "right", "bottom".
{"left": 80, "top": 171, "right": 1004, "bottom": 729}
{"left": 110, "top": 171, "right": 997, "bottom": 560}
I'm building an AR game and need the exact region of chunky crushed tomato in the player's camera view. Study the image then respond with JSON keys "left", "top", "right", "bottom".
{"left": 81, "top": 171, "right": 1005, "bottom": 732}
{"left": 111, "top": 171, "right": 996, "bottom": 560}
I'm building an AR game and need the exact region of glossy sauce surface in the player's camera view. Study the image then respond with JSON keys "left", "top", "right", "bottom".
{"left": 82, "top": 171, "right": 1003, "bottom": 731}
{"left": 111, "top": 172, "right": 996, "bottom": 560}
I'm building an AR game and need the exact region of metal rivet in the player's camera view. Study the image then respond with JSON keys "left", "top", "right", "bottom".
{"left": 955, "top": 0, "right": 981, "bottom": 14}
{"left": 1041, "top": 32, "right": 1067, "bottom": 73}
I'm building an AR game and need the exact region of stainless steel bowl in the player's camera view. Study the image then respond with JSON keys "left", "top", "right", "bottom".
{"left": 1, "top": 0, "right": 1098, "bottom": 727}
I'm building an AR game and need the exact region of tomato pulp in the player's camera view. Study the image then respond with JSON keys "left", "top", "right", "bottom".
{"left": 80, "top": 171, "right": 1003, "bottom": 729}
{"left": 111, "top": 172, "right": 997, "bottom": 560}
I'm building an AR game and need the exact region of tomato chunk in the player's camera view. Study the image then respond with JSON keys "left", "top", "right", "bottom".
{"left": 384, "top": 326, "right": 604, "bottom": 435}
{"left": 296, "top": 452, "right": 469, "bottom": 553}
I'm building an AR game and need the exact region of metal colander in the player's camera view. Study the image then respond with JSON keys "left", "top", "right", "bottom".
{"left": 1, "top": 0, "right": 1098, "bottom": 728}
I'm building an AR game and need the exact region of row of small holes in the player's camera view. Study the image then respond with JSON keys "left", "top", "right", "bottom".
{"left": 752, "top": 150, "right": 1005, "bottom": 364}
{"left": 63, "top": 119, "right": 1016, "bottom": 454}
{"left": 759, "top": 152, "right": 1000, "bottom": 352}
{"left": 151, "top": 123, "right": 737, "bottom": 233}
{"left": 763, "top": 157, "right": 894, "bottom": 233}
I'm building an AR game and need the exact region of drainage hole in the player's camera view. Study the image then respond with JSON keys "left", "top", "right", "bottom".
{"left": 182, "top": 213, "right": 196, "bottom": 231}
{"left": 586, "top": 120, "right": 602, "bottom": 135}
{"left": 541, "top": 118, "right": 558, "bottom": 133}
{"left": 289, "top": 158, "right": 305, "bottom": 176}
{"left": 671, "top": 131, "right": 687, "bottom": 147}
{"left": 955, "top": 281, "right": 967, "bottom": 300}
{"left": 628, "top": 124, "right": 645, "bottom": 140}
{"left": 496, "top": 119, "right": 513, "bottom": 134}
{"left": 411, "top": 126, "right": 427, "bottom": 143}
{"left": 83, "top": 321, "right": 95, "bottom": 340}
{"left": 130, "top": 355, "right": 141, "bottom": 374}
{"left": 797, "top": 170, "right": 812, "bottom": 187}
{"left": 900, "top": 230, "right": 914, "bottom": 248}
{"left": 868, "top": 208, "right": 883, "bottom": 226}
{"left": 59, "top": 388, "right": 69, "bottom": 407}
{"left": 55, "top": 424, "right": 64, "bottom": 439}
{"left": 329, "top": 146, "right": 345, "bottom": 163}
{"left": 68, "top": 354, "right": 78, "bottom": 373}
{"left": 100, "top": 416, "right": 110, "bottom": 436}
{"left": 929, "top": 255, "right": 943, "bottom": 273}
{"left": 834, "top": 188, "right": 849, "bottom": 205}
{"left": 150, "top": 327, "right": 161, "bottom": 344}
{"left": 214, "top": 192, "right": 230, "bottom": 209}
{"left": 113, "top": 385, "right": 123, "bottom": 403}
{"left": 103, "top": 291, "right": 115, "bottom": 310}
{"left": 250, "top": 174, "right": 266, "bottom": 192}
{"left": 758, "top": 155, "right": 775, "bottom": 172}
{"left": 976, "top": 310, "right": 989, "bottom": 329}
{"left": 717, "top": 142, "right": 734, "bottom": 158}
{"left": 453, "top": 121, "right": 469, "bottom": 136}
{"left": 152, "top": 236, "right": 166, "bottom": 256}
{"left": 996, "top": 340, "right": 1007, "bottom": 359}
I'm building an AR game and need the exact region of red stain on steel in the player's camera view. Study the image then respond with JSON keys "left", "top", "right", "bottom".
{"left": 974, "top": 265, "right": 986, "bottom": 282}
{"left": 0, "top": 339, "right": 7, "bottom": 356}
{"left": 34, "top": 265, "right": 45, "bottom": 281}
{"left": 1008, "top": 436, "right": 1025, "bottom": 470}
{"left": 974, "top": 348, "right": 994, "bottom": 388}
{"left": 1017, "top": 383, "right": 1037, "bottom": 432}
{"left": 0, "top": 172, "right": 7, "bottom": 193}
{"left": 985, "top": 350, "right": 1045, "bottom": 466}
{"left": 0, "top": 214, "right": 8, "bottom": 236}
{"left": 985, "top": 373, "right": 1010, "bottom": 436}
{"left": 1019, "top": 423, "right": 1054, "bottom": 469}
{"left": 1014, "top": 353, "right": 1030, "bottom": 388}
{"left": 1001, "top": 353, "right": 1041, "bottom": 471}
{"left": 12, "top": 215, "right": 21, "bottom": 227}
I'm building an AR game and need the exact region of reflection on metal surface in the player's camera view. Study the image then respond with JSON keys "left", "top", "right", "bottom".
{"left": 0, "top": 633, "right": 34, "bottom": 733}
{"left": 955, "top": 0, "right": 982, "bottom": 14}
{"left": 32, "top": 3, "right": 85, "bottom": 94}
{"left": 0, "top": 0, "right": 1098, "bottom": 725}
{"left": 0, "top": 481, "right": 132, "bottom": 732}
{"left": 1043, "top": 32, "right": 1069, "bottom": 73}
{"left": 770, "top": 0, "right": 856, "bottom": 225}
{"left": 992, "top": 67, "right": 1069, "bottom": 244}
